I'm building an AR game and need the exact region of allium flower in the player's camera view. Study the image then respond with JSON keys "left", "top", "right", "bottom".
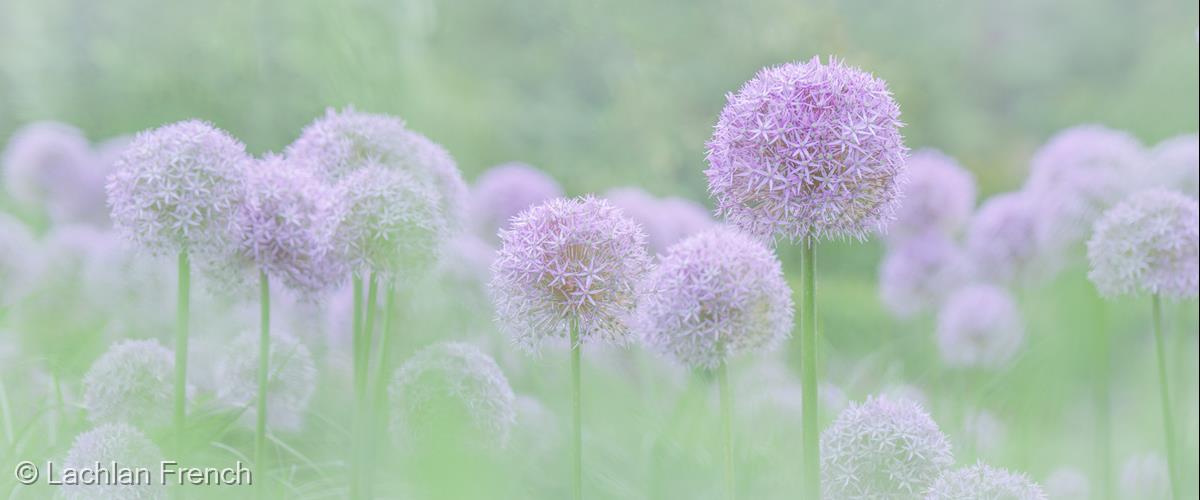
{"left": 388, "top": 342, "right": 516, "bottom": 450}
{"left": 705, "top": 56, "right": 907, "bottom": 242}
{"left": 637, "top": 227, "right": 793, "bottom": 369}
{"left": 890, "top": 149, "right": 976, "bottom": 241}
{"left": 214, "top": 330, "right": 316, "bottom": 432}
{"left": 469, "top": 162, "right": 562, "bottom": 242}
{"left": 1149, "top": 133, "right": 1198, "bottom": 198}
{"left": 1043, "top": 466, "right": 1090, "bottom": 500}
{"left": 1, "top": 121, "right": 92, "bottom": 213}
{"left": 820, "top": 395, "right": 954, "bottom": 499}
{"left": 925, "top": 462, "right": 1047, "bottom": 500}
{"left": 1119, "top": 453, "right": 1170, "bottom": 500}
{"left": 965, "top": 192, "right": 1046, "bottom": 284}
{"left": 0, "top": 213, "right": 43, "bottom": 307}
{"left": 82, "top": 340, "right": 178, "bottom": 430}
{"left": 60, "top": 424, "right": 166, "bottom": 500}
{"left": 879, "top": 232, "right": 973, "bottom": 318}
{"left": 1086, "top": 189, "right": 1199, "bottom": 299}
{"left": 105, "top": 120, "right": 251, "bottom": 256}
{"left": 935, "top": 284, "right": 1024, "bottom": 370}
{"left": 605, "top": 188, "right": 714, "bottom": 254}
{"left": 658, "top": 197, "right": 716, "bottom": 244}
{"left": 1025, "top": 125, "right": 1147, "bottom": 250}
{"left": 331, "top": 165, "right": 448, "bottom": 281}
{"left": 490, "top": 196, "right": 651, "bottom": 349}
{"left": 78, "top": 231, "right": 175, "bottom": 335}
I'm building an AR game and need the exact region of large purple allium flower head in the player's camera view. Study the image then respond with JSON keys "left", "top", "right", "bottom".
{"left": 1119, "top": 453, "right": 1170, "bottom": 500}
{"left": 2, "top": 121, "right": 92, "bottom": 214}
{"left": 878, "top": 231, "right": 973, "bottom": 318}
{"left": 1043, "top": 467, "right": 1090, "bottom": 500}
{"left": 105, "top": 120, "right": 251, "bottom": 256}
{"left": 0, "top": 213, "right": 43, "bottom": 307}
{"left": 705, "top": 56, "right": 908, "bottom": 243}
{"left": 820, "top": 395, "right": 954, "bottom": 499}
{"left": 1086, "top": 189, "right": 1199, "bottom": 299}
{"left": 637, "top": 227, "right": 793, "bottom": 369}
{"left": 490, "top": 196, "right": 651, "bottom": 349}
{"left": 966, "top": 192, "right": 1047, "bottom": 284}
{"left": 331, "top": 165, "right": 448, "bottom": 282}
{"left": 469, "top": 162, "right": 562, "bottom": 242}
{"left": 82, "top": 339, "right": 179, "bottom": 430}
{"left": 1025, "top": 125, "right": 1147, "bottom": 250}
{"left": 891, "top": 148, "right": 975, "bottom": 241}
{"left": 61, "top": 424, "right": 166, "bottom": 500}
{"left": 214, "top": 330, "right": 316, "bottom": 432}
{"left": 925, "top": 462, "right": 1047, "bottom": 500}
{"left": 935, "top": 284, "right": 1024, "bottom": 370}
{"left": 388, "top": 342, "right": 516, "bottom": 450}
{"left": 1149, "top": 133, "right": 1198, "bottom": 198}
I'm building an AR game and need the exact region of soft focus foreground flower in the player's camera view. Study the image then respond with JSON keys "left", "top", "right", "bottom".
{"left": 61, "top": 424, "right": 166, "bottom": 500}
{"left": 469, "top": 162, "right": 562, "bottom": 242}
{"left": 1086, "top": 188, "right": 1199, "bottom": 299}
{"left": 1043, "top": 466, "right": 1090, "bottom": 500}
{"left": 0, "top": 212, "right": 43, "bottom": 307}
{"left": 966, "top": 192, "right": 1047, "bottom": 284}
{"left": 388, "top": 342, "right": 516, "bottom": 451}
{"left": 1149, "top": 133, "right": 1198, "bottom": 198}
{"left": 82, "top": 340, "right": 177, "bottom": 430}
{"left": 820, "top": 395, "right": 954, "bottom": 499}
{"left": 215, "top": 330, "right": 317, "bottom": 432}
{"left": 490, "top": 196, "right": 650, "bottom": 349}
{"left": 605, "top": 188, "right": 713, "bottom": 254}
{"left": 1, "top": 121, "right": 93, "bottom": 216}
{"left": 925, "top": 462, "right": 1047, "bottom": 500}
{"left": 637, "top": 227, "right": 793, "bottom": 369}
{"left": 1119, "top": 453, "right": 1171, "bottom": 500}
{"left": 105, "top": 120, "right": 250, "bottom": 256}
{"left": 935, "top": 284, "right": 1024, "bottom": 370}
{"left": 705, "top": 56, "right": 907, "bottom": 242}
{"left": 890, "top": 149, "right": 976, "bottom": 241}
{"left": 878, "top": 231, "right": 973, "bottom": 318}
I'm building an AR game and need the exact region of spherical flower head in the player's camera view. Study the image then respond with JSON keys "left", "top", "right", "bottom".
{"left": 61, "top": 424, "right": 166, "bottom": 500}
{"left": 490, "top": 196, "right": 651, "bottom": 349}
{"left": 637, "top": 227, "right": 793, "bottom": 369}
{"left": 966, "top": 192, "right": 1047, "bottom": 284}
{"left": 0, "top": 212, "right": 43, "bottom": 307}
{"left": 925, "top": 462, "right": 1047, "bottom": 500}
{"left": 1119, "top": 453, "right": 1170, "bottom": 500}
{"left": 388, "top": 342, "right": 516, "bottom": 451}
{"left": 878, "top": 231, "right": 973, "bottom": 318}
{"left": 891, "top": 149, "right": 976, "bottom": 241}
{"left": 332, "top": 165, "right": 448, "bottom": 281}
{"left": 214, "top": 330, "right": 316, "bottom": 432}
{"left": 705, "top": 56, "right": 907, "bottom": 243}
{"left": 936, "top": 284, "right": 1024, "bottom": 370}
{"left": 470, "top": 162, "right": 562, "bottom": 242}
{"left": 105, "top": 120, "right": 251, "bottom": 256}
{"left": 1043, "top": 467, "right": 1090, "bottom": 500}
{"left": 821, "top": 395, "right": 953, "bottom": 499}
{"left": 1086, "top": 188, "right": 1199, "bottom": 299}
{"left": 2, "top": 121, "right": 92, "bottom": 212}
{"left": 1149, "top": 133, "right": 1198, "bottom": 198}
{"left": 605, "top": 188, "right": 713, "bottom": 254}
{"left": 82, "top": 340, "right": 178, "bottom": 430}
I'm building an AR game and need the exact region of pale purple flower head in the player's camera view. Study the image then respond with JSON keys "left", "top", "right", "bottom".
{"left": 966, "top": 192, "right": 1047, "bottom": 284}
{"left": 1119, "top": 453, "right": 1170, "bottom": 500}
{"left": 606, "top": 188, "right": 713, "bottom": 254}
{"left": 1149, "top": 133, "right": 1198, "bottom": 198}
{"left": 61, "top": 424, "right": 166, "bottom": 500}
{"left": 925, "top": 462, "right": 1047, "bottom": 500}
{"left": 82, "top": 339, "right": 178, "bottom": 430}
{"left": 637, "top": 227, "right": 793, "bottom": 369}
{"left": 820, "top": 395, "right": 954, "bottom": 499}
{"left": 890, "top": 149, "right": 976, "bottom": 242}
{"left": 1087, "top": 189, "right": 1199, "bottom": 299}
{"left": 705, "top": 56, "right": 907, "bottom": 243}
{"left": 1043, "top": 467, "right": 1090, "bottom": 500}
{"left": 936, "top": 284, "right": 1024, "bottom": 370}
{"left": 490, "top": 196, "right": 651, "bottom": 349}
{"left": 2, "top": 121, "right": 92, "bottom": 215}
{"left": 879, "top": 232, "right": 973, "bottom": 318}
{"left": 105, "top": 120, "right": 251, "bottom": 256}
{"left": 0, "top": 212, "right": 43, "bottom": 307}
{"left": 469, "top": 162, "right": 562, "bottom": 242}
{"left": 215, "top": 330, "right": 316, "bottom": 432}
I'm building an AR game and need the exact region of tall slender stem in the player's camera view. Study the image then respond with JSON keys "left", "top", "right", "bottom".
{"left": 718, "top": 362, "right": 735, "bottom": 500}
{"left": 570, "top": 318, "right": 583, "bottom": 500}
{"left": 800, "top": 238, "right": 819, "bottom": 499}
{"left": 360, "top": 274, "right": 379, "bottom": 498}
{"left": 350, "top": 274, "right": 363, "bottom": 500}
{"left": 1096, "top": 308, "right": 1113, "bottom": 500}
{"left": 1151, "top": 294, "right": 1181, "bottom": 500}
{"left": 254, "top": 271, "right": 270, "bottom": 498}
{"left": 175, "top": 249, "right": 190, "bottom": 457}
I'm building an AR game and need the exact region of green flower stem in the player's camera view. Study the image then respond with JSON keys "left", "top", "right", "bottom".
{"left": 254, "top": 271, "right": 270, "bottom": 498}
{"left": 800, "top": 238, "right": 819, "bottom": 499}
{"left": 366, "top": 279, "right": 396, "bottom": 499}
{"left": 570, "top": 317, "right": 583, "bottom": 500}
{"left": 349, "top": 274, "right": 363, "bottom": 500}
{"left": 1096, "top": 308, "right": 1114, "bottom": 500}
{"left": 1151, "top": 294, "right": 1181, "bottom": 500}
{"left": 175, "top": 249, "right": 190, "bottom": 457}
{"left": 360, "top": 274, "right": 379, "bottom": 498}
{"left": 718, "top": 362, "right": 735, "bottom": 500}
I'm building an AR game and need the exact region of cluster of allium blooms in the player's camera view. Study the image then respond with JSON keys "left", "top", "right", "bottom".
{"left": 965, "top": 192, "right": 1046, "bottom": 285}
{"left": 636, "top": 227, "right": 793, "bottom": 369}
{"left": 925, "top": 462, "right": 1047, "bottom": 500}
{"left": 605, "top": 188, "right": 714, "bottom": 254}
{"left": 1119, "top": 453, "right": 1171, "bottom": 500}
{"left": 214, "top": 330, "right": 316, "bottom": 432}
{"left": 935, "top": 284, "right": 1024, "bottom": 370}
{"left": 705, "top": 56, "right": 907, "bottom": 242}
{"left": 469, "top": 162, "right": 563, "bottom": 242}
{"left": 105, "top": 120, "right": 251, "bottom": 256}
{"left": 388, "top": 342, "right": 516, "bottom": 450}
{"left": 889, "top": 149, "right": 976, "bottom": 242}
{"left": 82, "top": 340, "right": 179, "bottom": 430}
{"left": 1043, "top": 466, "right": 1090, "bottom": 500}
{"left": 1149, "top": 133, "right": 1198, "bottom": 198}
{"left": 0, "top": 213, "right": 43, "bottom": 307}
{"left": 1, "top": 121, "right": 94, "bottom": 220}
{"left": 878, "top": 232, "right": 973, "bottom": 318}
{"left": 61, "top": 424, "right": 166, "bottom": 500}
{"left": 820, "top": 396, "right": 954, "bottom": 499}
{"left": 1086, "top": 189, "right": 1199, "bottom": 299}
{"left": 332, "top": 165, "right": 448, "bottom": 280}
{"left": 1024, "top": 125, "right": 1147, "bottom": 250}
{"left": 490, "top": 196, "right": 651, "bottom": 349}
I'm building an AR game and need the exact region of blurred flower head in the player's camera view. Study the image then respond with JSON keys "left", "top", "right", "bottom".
{"left": 890, "top": 148, "right": 976, "bottom": 241}
{"left": 1087, "top": 188, "right": 1199, "bottom": 299}
{"left": 706, "top": 56, "right": 907, "bottom": 242}
{"left": 61, "top": 423, "right": 166, "bottom": 500}
{"left": 1, "top": 121, "right": 93, "bottom": 220}
{"left": 82, "top": 339, "right": 178, "bottom": 430}
{"left": 1043, "top": 466, "right": 1090, "bottom": 500}
{"left": 925, "top": 461, "right": 1047, "bottom": 500}
{"left": 879, "top": 231, "right": 973, "bottom": 318}
{"left": 1149, "top": 133, "right": 1198, "bottom": 198}
{"left": 936, "top": 284, "right": 1024, "bottom": 370}
{"left": 0, "top": 212, "right": 43, "bottom": 307}
{"left": 966, "top": 191, "right": 1048, "bottom": 285}
{"left": 1120, "top": 453, "right": 1170, "bottom": 500}
{"left": 214, "top": 330, "right": 317, "bottom": 432}
{"left": 469, "top": 162, "right": 562, "bottom": 242}
{"left": 605, "top": 187, "right": 713, "bottom": 254}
